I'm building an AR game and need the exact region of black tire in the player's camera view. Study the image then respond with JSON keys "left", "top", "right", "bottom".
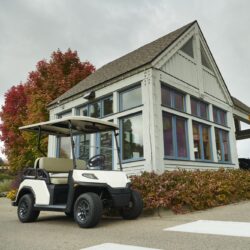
{"left": 74, "top": 192, "right": 103, "bottom": 228}
{"left": 17, "top": 194, "right": 40, "bottom": 223}
{"left": 120, "top": 190, "right": 143, "bottom": 220}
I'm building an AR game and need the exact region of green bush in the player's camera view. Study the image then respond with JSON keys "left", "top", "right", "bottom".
{"left": 0, "top": 173, "right": 12, "bottom": 182}
{"left": 131, "top": 169, "right": 250, "bottom": 214}
{"left": 0, "top": 179, "right": 12, "bottom": 193}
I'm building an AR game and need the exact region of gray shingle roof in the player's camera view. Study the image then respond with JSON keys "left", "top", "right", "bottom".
{"left": 49, "top": 21, "right": 196, "bottom": 107}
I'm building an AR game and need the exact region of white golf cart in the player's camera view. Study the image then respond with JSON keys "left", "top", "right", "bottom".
{"left": 12, "top": 116, "right": 143, "bottom": 228}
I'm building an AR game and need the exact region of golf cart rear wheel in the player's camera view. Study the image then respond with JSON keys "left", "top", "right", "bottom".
{"left": 120, "top": 190, "right": 143, "bottom": 220}
{"left": 74, "top": 192, "right": 103, "bottom": 228}
{"left": 17, "top": 194, "right": 40, "bottom": 223}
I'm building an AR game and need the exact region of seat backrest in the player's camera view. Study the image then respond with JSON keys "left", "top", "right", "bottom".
{"left": 38, "top": 157, "right": 87, "bottom": 172}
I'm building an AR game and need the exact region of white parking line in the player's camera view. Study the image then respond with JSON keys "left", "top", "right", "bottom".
{"left": 81, "top": 243, "right": 162, "bottom": 250}
{"left": 164, "top": 220, "right": 250, "bottom": 237}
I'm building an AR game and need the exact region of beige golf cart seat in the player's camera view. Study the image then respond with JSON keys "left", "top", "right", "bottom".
{"left": 35, "top": 157, "right": 87, "bottom": 184}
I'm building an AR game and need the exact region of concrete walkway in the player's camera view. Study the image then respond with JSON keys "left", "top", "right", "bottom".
{"left": 1, "top": 198, "right": 250, "bottom": 250}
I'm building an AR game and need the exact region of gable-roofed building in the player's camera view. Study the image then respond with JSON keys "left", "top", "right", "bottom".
{"left": 48, "top": 21, "right": 250, "bottom": 174}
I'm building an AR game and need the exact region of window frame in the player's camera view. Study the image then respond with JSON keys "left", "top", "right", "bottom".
{"left": 119, "top": 112, "right": 144, "bottom": 163}
{"left": 161, "top": 83, "right": 186, "bottom": 112}
{"left": 215, "top": 128, "right": 231, "bottom": 163}
{"left": 192, "top": 121, "right": 213, "bottom": 162}
{"left": 163, "top": 112, "right": 189, "bottom": 160}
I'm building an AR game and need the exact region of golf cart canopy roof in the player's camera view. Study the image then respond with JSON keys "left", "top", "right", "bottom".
{"left": 19, "top": 116, "right": 119, "bottom": 136}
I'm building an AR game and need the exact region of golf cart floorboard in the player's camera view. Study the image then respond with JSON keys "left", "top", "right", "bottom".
{"left": 34, "top": 204, "right": 66, "bottom": 211}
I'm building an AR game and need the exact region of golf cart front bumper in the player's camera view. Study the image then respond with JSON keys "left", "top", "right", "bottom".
{"left": 108, "top": 187, "right": 131, "bottom": 207}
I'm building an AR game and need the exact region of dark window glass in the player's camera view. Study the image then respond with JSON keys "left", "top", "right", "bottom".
{"left": 193, "top": 123, "right": 201, "bottom": 159}
{"left": 161, "top": 86, "right": 171, "bottom": 107}
{"left": 103, "top": 96, "right": 113, "bottom": 116}
{"left": 202, "top": 126, "right": 211, "bottom": 160}
{"left": 180, "top": 38, "right": 194, "bottom": 58}
{"left": 161, "top": 85, "right": 185, "bottom": 112}
{"left": 175, "top": 92, "right": 185, "bottom": 111}
{"left": 200, "top": 102, "right": 208, "bottom": 120}
{"left": 200, "top": 43, "right": 213, "bottom": 71}
{"left": 82, "top": 106, "right": 88, "bottom": 116}
{"left": 121, "top": 114, "right": 143, "bottom": 160}
{"left": 213, "top": 107, "right": 227, "bottom": 126}
{"left": 163, "top": 113, "right": 174, "bottom": 157}
{"left": 120, "top": 87, "right": 142, "bottom": 111}
{"left": 176, "top": 117, "right": 188, "bottom": 158}
{"left": 89, "top": 102, "right": 101, "bottom": 118}
{"left": 215, "top": 128, "right": 230, "bottom": 162}
{"left": 191, "top": 98, "right": 208, "bottom": 120}
{"left": 163, "top": 112, "right": 188, "bottom": 159}
{"left": 191, "top": 99, "right": 198, "bottom": 116}
{"left": 193, "top": 122, "right": 211, "bottom": 161}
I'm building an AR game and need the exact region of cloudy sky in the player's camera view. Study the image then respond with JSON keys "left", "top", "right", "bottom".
{"left": 1, "top": 0, "right": 250, "bottom": 160}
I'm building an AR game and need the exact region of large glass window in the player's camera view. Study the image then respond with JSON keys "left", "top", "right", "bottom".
{"left": 121, "top": 114, "right": 143, "bottom": 161}
{"left": 161, "top": 85, "right": 185, "bottom": 112}
{"left": 192, "top": 122, "right": 212, "bottom": 161}
{"left": 215, "top": 128, "right": 230, "bottom": 162}
{"left": 191, "top": 97, "right": 209, "bottom": 120}
{"left": 213, "top": 106, "right": 227, "bottom": 126}
{"left": 78, "top": 134, "right": 90, "bottom": 162}
{"left": 120, "top": 86, "right": 142, "bottom": 111}
{"left": 163, "top": 112, "right": 188, "bottom": 159}
{"left": 89, "top": 102, "right": 101, "bottom": 118}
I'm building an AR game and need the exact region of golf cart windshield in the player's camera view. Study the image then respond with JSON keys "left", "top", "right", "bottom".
{"left": 19, "top": 116, "right": 122, "bottom": 171}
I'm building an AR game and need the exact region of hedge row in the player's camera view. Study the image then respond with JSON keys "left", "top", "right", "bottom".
{"left": 131, "top": 169, "right": 250, "bottom": 214}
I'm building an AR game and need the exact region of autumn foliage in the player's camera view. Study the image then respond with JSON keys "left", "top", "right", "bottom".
{"left": 131, "top": 169, "right": 250, "bottom": 214}
{"left": 0, "top": 49, "right": 95, "bottom": 172}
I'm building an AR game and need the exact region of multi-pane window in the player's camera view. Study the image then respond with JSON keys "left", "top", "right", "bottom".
{"left": 120, "top": 86, "right": 142, "bottom": 111}
{"left": 121, "top": 114, "right": 143, "bottom": 161}
{"left": 192, "top": 122, "right": 212, "bottom": 161}
{"left": 215, "top": 128, "right": 230, "bottom": 162}
{"left": 161, "top": 85, "right": 185, "bottom": 112}
{"left": 191, "top": 98, "right": 209, "bottom": 120}
{"left": 163, "top": 112, "right": 188, "bottom": 159}
{"left": 79, "top": 95, "right": 113, "bottom": 118}
{"left": 213, "top": 106, "right": 227, "bottom": 126}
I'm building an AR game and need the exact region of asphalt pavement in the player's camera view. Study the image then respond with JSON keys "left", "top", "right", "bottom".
{"left": 1, "top": 198, "right": 250, "bottom": 250}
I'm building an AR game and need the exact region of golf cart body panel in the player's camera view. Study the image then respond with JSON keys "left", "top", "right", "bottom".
{"left": 73, "top": 170, "right": 130, "bottom": 188}
{"left": 14, "top": 116, "right": 143, "bottom": 228}
{"left": 16, "top": 179, "right": 50, "bottom": 205}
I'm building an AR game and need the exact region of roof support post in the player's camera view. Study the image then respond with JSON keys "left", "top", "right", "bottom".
{"left": 68, "top": 120, "right": 77, "bottom": 169}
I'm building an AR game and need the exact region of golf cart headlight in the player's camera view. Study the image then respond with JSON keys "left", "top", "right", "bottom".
{"left": 82, "top": 173, "right": 98, "bottom": 180}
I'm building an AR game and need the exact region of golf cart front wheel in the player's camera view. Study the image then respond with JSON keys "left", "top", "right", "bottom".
{"left": 17, "top": 194, "right": 40, "bottom": 223}
{"left": 74, "top": 192, "right": 103, "bottom": 228}
{"left": 120, "top": 190, "right": 143, "bottom": 220}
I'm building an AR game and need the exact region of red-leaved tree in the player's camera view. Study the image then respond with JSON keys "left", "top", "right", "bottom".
{"left": 0, "top": 49, "right": 95, "bottom": 172}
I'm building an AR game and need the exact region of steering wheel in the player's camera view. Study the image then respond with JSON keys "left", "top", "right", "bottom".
{"left": 87, "top": 154, "right": 106, "bottom": 170}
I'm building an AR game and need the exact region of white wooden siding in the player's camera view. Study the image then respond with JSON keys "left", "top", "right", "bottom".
{"left": 161, "top": 52, "right": 198, "bottom": 88}
{"left": 203, "top": 69, "right": 227, "bottom": 102}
